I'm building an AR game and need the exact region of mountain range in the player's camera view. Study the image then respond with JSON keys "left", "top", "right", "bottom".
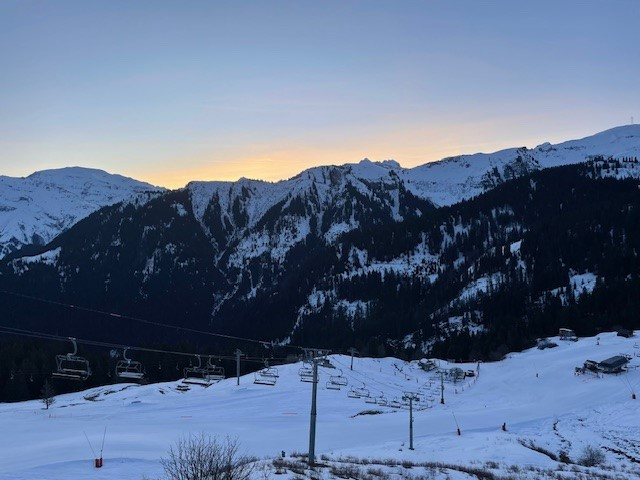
{"left": 1, "top": 125, "right": 640, "bottom": 401}
{"left": 2, "top": 125, "right": 639, "bottom": 261}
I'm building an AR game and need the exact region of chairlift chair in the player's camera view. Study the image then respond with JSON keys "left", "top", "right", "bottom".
{"left": 52, "top": 338, "right": 91, "bottom": 381}
{"left": 389, "top": 398, "right": 402, "bottom": 408}
{"left": 298, "top": 367, "right": 314, "bottom": 383}
{"left": 376, "top": 395, "right": 388, "bottom": 406}
{"left": 365, "top": 395, "right": 377, "bottom": 404}
{"left": 183, "top": 355, "right": 213, "bottom": 387}
{"left": 329, "top": 370, "right": 348, "bottom": 387}
{"left": 204, "top": 356, "right": 225, "bottom": 382}
{"left": 326, "top": 380, "right": 340, "bottom": 391}
{"left": 254, "top": 361, "right": 279, "bottom": 386}
{"left": 351, "top": 384, "right": 370, "bottom": 398}
{"left": 254, "top": 371, "right": 277, "bottom": 386}
{"left": 318, "top": 357, "right": 334, "bottom": 368}
{"left": 115, "top": 348, "right": 145, "bottom": 382}
{"left": 347, "top": 387, "right": 361, "bottom": 398}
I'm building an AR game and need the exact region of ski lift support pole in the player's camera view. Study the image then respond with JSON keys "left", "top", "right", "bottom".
{"left": 308, "top": 348, "right": 330, "bottom": 467}
{"left": 235, "top": 349, "right": 243, "bottom": 386}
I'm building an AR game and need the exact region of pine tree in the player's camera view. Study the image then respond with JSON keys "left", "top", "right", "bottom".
{"left": 41, "top": 379, "right": 56, "bottom": 410}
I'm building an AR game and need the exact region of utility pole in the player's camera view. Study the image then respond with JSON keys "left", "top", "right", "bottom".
{"left": 403, "top": 392, "right": 419, "bottom": 450}
{"left": 440, "top": 371, "right": 445, "bottom": 404}
{"left": 308, "top": 357, "right": 319, "bottom": 466}
{"left": 235, "top": 349, "right": 243, "bottom": 386}
{"left": 409, "top": 397, "right": 414, "bottom": 450}
{"left": 348, "top": 347, "right": 358, "bottom": 370}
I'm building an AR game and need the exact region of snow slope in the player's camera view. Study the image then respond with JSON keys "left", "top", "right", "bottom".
{"left": 1, "top": 332, "right": 639, "bottom": 479}
{"left": 0, "top": 167, "right": 162, "bottom": 258}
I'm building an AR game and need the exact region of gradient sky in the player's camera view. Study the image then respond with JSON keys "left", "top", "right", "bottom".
{"left": 1, "top": 0, "right": 639, "bottom": 188}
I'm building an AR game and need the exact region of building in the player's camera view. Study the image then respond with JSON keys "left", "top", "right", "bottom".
{"left": 559, "top": 328, "right": 578, "bottom": 341}
{"left": 617, "top": 328, "right": 633, "bottom": 338}
{"left": 598, "top": 355, "right": 629, "bottom": 374}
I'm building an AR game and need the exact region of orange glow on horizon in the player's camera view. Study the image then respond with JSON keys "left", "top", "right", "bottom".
{"left": 131, "top": 123, "right": 545, "bottom": 189}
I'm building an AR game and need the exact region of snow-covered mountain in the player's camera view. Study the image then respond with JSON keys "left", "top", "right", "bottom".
{"left": 1, "top": 125, "right": 640, "bottom": 355}
{"left": 183, "top": 124, "right": 640, "bottom": 270}
{"left": 1, "top": 125, "right": 638, "bottom": 261}
{"left": 188, "top": 124, "right": 640, "bottom": 225}
{"left": 0, "top": 167, "right": 163, "bottom": 258}
{"left": 401, "top": 124, "right": 640, "bottom": 205}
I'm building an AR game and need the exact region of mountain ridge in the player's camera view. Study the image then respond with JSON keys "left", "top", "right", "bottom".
{"left": 0, "top": 167, "right": 164, "bottom": 258}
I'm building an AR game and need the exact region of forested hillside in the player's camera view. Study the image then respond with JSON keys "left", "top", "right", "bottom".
{"left": 1, "top": 157, "right": 639, "bottom": 401}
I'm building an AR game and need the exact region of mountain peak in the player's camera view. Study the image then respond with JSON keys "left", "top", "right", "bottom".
{"left": 0, "top": 167, "right": 163, "bottom": 258}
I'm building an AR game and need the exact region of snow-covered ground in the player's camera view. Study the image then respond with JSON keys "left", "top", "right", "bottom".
{"left": 1, "top": 332, "right": 640, "bottom": 479}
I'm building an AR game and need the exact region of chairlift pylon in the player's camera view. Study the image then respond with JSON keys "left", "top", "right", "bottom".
{"left": 52, "top": 337, "right": 91, "bottom": 381}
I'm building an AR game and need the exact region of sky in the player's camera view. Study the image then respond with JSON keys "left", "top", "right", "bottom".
{"left": 0, "top": 0, "right": 639, "bottom": 188}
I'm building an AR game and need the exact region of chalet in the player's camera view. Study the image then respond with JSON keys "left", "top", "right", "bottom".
{"left": 419, "top": 359, "right": 437, "bottom": 371}
{"left": 583, "top": 360, "right": 599, "bottom": 372}
{"left": 559, "top": 328, "right": 578, "bottom": 341}
{"left": 537, "top": 338, "right": 558, "bottom": 350}
{"left": 617, "top": 328, "right": 633, "bottom": 338}
{"left": 598, "top": 355, "right": 629, "bottom": 374}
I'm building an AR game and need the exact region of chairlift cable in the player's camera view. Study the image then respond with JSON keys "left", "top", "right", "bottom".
{"left": 0, "top": 325, "right": 287, "bottom": 365}
{"left": 330, "top": 357, "right": 404, "bottom": 396}
{"left": 0, "top": 289, "right": 304, "bottom": 349}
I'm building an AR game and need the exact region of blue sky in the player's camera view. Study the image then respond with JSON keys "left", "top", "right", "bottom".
{"left": 1, "top": 0, "right": 638, "bottom": 187}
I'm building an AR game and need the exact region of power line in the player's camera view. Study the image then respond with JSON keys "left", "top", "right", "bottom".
{"left": 0, "top": 324, "right": 285, "bottom": 365}
{"left": 0, "top": 288, "right": 301, "bottom": 349}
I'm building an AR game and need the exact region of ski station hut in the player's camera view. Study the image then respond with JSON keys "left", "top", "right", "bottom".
{"left": 419, "top": 359, "right": 437, "bottom": 371}
{"left": 559, "top": 328, "right": 578, "bottom": 341}
{"left": 598, "top": 355, "right": 629, "bottom": 374}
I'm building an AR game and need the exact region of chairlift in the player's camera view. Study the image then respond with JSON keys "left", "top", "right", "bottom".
{"left": 326, "top": 380, "right": 340, "bottom": 391}
{"left": 389, "top": 398, "right": 402, "bottom": 408}
{"left": 318, "top": 357, "right": 334, "bottom": 368}
{"left": 365, "top": 395, "right": 377, "bottom": 404}
{"left": 183, "top": 355, "right": 214, "bottom": 387}
{"left": 347, "top": 388, "right": 361, "bottom": 398}
{"left": 204, "top": 356, "right": 225, "bottom": 381}
{"left": 329, "top": 369, "right": 348, "bottom": 387}
{"left": 348, "top": 384, "right": 370, "bottom": 398}
{"left": 115, "top": 348, "right": 145, "bottom": 382}
{"left": 52, "top": 338, "right": 91, "bottom": 381}
{"left": 254, "top": 360, "right": 279, "bottom": 386}
{"left": 376, "top": 395, "right": 388, "bottom": 406}
{"left": 299, "top": 367, "right": 314, "bottom": 383}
